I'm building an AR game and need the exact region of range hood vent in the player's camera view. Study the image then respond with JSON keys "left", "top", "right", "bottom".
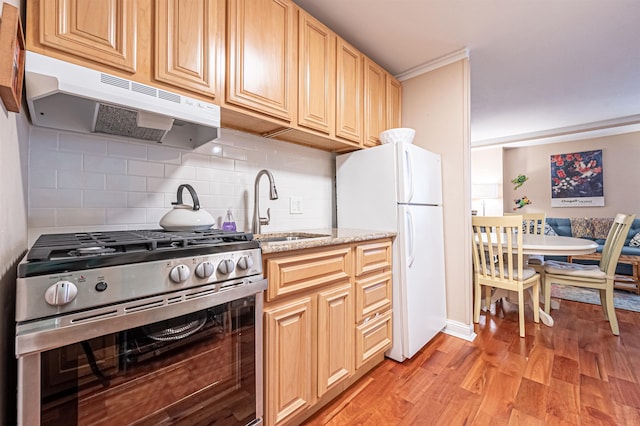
{"left": 25, "top": 52, "right": 220, "bottom": 149}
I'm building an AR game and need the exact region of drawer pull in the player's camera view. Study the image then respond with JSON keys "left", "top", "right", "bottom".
{"left": 363, "top": 312, "right": 380, "bottom": 324}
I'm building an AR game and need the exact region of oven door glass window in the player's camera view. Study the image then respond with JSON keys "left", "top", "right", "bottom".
{"left": 39, "top": 297, "right": 257, "bottom": 425}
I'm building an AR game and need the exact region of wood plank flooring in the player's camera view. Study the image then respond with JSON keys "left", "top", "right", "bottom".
{"left": 305, "top": 298, "right": 640, "bottom": 425}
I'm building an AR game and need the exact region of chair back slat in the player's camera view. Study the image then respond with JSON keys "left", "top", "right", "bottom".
{"left": 599, "top": 213, "right": 636, "bottom": 276}
{"left": 505, "top": 212, "right": 546, "bottom": 235}
{"left": 472, "top": 215, "right": 524, "bottom": 284}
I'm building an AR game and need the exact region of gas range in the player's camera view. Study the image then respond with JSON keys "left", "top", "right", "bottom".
{"left": 16, "top": 229, "right": 263, "bottom": 323}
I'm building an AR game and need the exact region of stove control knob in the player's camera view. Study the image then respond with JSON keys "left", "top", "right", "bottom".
{"left": 195, "top": 261, "right": 215, "bottom": 278}
{"left": 45, "top": 281, "right": 78, "bottom": 306}
{"left": 217, "top": 259, "right": 235, "bottom": 275}
{"left": 237, "top": 256, "right": 254, "bottom": 271}
{"left": 169, "top": 264, "right": 191, "bottom": 283}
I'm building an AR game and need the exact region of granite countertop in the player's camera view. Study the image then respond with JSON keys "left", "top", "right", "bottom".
{"left": 255, "top": 228, "right": 396, "bottom": 254}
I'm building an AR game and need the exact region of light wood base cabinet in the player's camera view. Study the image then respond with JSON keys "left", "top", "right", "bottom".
{"left": 263, "top": 238, "right": 392, "bottom": 425}
{"left": 264, "top": 297, "right": 313, "bottom": 425}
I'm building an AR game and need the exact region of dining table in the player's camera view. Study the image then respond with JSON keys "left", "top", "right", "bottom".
{"left": 482, "top": 233, "right": 599, "bottom": 327}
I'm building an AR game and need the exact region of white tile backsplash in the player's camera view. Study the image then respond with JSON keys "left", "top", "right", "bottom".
{"left": 128, "top": 160, "right": 165, "bottom": 177}
{"left": 28, "top": 127, "right": 335, "bottom": 243}
{"left": 84, "top": 155, "right": 127, "bottom": 174}
{"left": 57, "top": 208, "right": 105, "bottom": 226}
{"left": 83, "top": 190, "right": 127, "bottom": 207}
{"left": 106, "top": 174, "right": 147, "bottom": 192}
{"left": 147, "top": 145, "right": 181, "bottom": 163}
{"left": 31, "top": 150, "right": 82, "bottom": 171}
{"left": 108, "top": 140, "right": 147, "bottom": 159}
{"left": 31, "top": 188, "right": 82, "bottom": 208}
{"left": 58, "top": 171, "right": 105, "bottom": 190}
{"left": 59, "top": 133, "right": 108, "bottom": 155}
{"left": 29, "top": 169, "right": 56, "bottom": 188}
{"left": 106, "top": 208, "right": 147, "bottom": 224}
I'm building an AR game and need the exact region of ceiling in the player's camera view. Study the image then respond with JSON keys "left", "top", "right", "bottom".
{"left": 295, "top": 0, "right": 640, "bottom": 148}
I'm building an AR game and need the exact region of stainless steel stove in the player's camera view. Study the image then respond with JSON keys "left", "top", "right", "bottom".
{"left": 15, "top": 229, "right": 266, "bottom": 426}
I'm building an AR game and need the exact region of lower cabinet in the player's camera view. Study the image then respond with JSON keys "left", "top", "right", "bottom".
{"left": 264, "top": 297, "right": 313, "bottom": 425}
{"left": 263, "top": 238, "right": 393, "bottom": 425}
{"left": 317, "top": 283, "right": 354, "bottom": 396}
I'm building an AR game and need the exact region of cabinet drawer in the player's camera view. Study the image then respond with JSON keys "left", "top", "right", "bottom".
{"left": 355, "top": 240, "right": 392, "bottom": 276}
{"left": 265, "top": 247, "right": 352, "bottom": 301}
{"left": 355, "top": 271, "right": 392, "bottom": 323}
{"left": 355, "top": 310, "right": 392, "bottom": 369}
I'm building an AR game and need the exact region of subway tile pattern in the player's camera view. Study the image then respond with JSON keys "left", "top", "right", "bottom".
{"left": 28, "top": 127, "right": 335, "bottom": 244}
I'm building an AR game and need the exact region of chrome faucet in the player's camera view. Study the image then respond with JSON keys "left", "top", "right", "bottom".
{"left": 252, "top": 169, "right": 278, "bottom": 234}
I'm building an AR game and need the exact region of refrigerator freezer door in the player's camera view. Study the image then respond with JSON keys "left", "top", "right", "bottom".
{"left": 388, "top": 203, "right": 447, "bottom": 361}
{"left": 336, "top": 143, "right": 399, "bottom": 231}
{"left": 396, "top": 142, "right": 443, "bottom": 206}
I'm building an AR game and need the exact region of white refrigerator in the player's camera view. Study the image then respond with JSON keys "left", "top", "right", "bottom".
{"left": 336, "top": 141, "right": 447, "bottom": 362}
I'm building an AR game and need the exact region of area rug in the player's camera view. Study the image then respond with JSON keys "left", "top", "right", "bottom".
{"left": 550, "top": 284, "right": 640, "bottom": 313}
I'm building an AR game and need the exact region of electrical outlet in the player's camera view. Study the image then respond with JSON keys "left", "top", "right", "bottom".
{"left": 289, "top": 196, "right": 303, "bottom": 214}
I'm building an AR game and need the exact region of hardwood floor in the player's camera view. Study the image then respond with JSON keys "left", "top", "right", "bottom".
{"left": 305, "top": 298, "right": 640, "bottom": 425}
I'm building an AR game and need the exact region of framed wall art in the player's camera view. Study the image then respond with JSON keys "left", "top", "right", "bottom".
{"left": 0, "top": 2, "right": 25, "bottom": 113}
{"left": 550, "top": 149, "right": 604, "bottom": 207}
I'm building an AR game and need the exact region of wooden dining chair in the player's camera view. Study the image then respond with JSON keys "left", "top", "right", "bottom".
{"left": 544, "top": 213, "right": 635, "bottom": 335}
{"left": 505, "top": 212, "right": 546, "bottom": 235}
{"left": 506, "top": 212, "right": 547, "bottom": 289}
{"left": 472, "top": 215, "right": 540, "bottom": 337}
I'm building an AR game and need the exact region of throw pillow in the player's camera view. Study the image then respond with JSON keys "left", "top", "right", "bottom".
{"left": 630, "top": 232, "right": 640, "bottom": 247}
{"left": 591, "top": 218, "right": 614, "bottom": 239}
{"left": 570, "top": 217, "right": 594, "bottom": 239}
{"left": 544, "top": 222, "right": 558, "bottom": 236}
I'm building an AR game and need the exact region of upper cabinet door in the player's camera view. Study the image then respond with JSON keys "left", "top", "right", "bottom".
{"left": 227, "top": 0, "right": 295, "bottom": 122}
{"left": 298, "top": 11, "right": 335, "bottom": 135}
{"left": 387, "top": 76, "right": 402, "bottom": 129}
{"left": 155, "top": 0, "right": 218, "bottom": 98}
{"left": 335, "top": 38, "right": 363, "bottom": 145}
{"left": 364, "top": 57, "right": 386, "bottom": 147}
{"left": 39, "top": 0, "right": 137, "bottom": 73}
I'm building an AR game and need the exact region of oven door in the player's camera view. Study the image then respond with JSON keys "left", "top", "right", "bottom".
{"left": 16, "top": 279, "right": 266, "bottom": 426}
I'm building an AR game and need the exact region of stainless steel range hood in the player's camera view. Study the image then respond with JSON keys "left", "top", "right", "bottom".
{"left": 25, "top": 52, "right": 220, "bottom": 149}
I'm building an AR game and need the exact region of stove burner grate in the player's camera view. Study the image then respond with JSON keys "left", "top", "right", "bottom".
{"left": 26, "top": 229, "right": 254, "bottom": 262}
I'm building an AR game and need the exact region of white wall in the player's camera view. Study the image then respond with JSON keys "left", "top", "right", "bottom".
{"left": 503, "top": 132, "right": 640, "bottom": 218}
{"left": 0, "top": 3, "right": 28, "bottom": 424}
{"left": 28, "top": 127, "right": 335, "bottom": 243}
{"left": 471, "top": 146, "right": 504, "bottom": 216}
{"left": 401, "top": 58, "right": 473, "bottom": 338}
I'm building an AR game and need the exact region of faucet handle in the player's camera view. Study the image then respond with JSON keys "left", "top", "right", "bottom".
{"left": 259, "top": 208, "right": 271, "bottom": 226}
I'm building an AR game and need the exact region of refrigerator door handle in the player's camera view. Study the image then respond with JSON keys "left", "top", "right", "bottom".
{"left": 406, "top": 209, "right": 415, "bottom": 267}
{"left": 404, "top": 148, "right": 414, "bottom": 203}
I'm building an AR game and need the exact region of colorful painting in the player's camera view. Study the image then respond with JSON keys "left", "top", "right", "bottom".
{"left": 550, "top": 150, "right": 604, "bottom": 207}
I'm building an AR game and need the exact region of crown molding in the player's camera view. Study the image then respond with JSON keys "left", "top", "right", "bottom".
{"left": 472, "top": 115, "right": 640, "bottom": 149}
{"left": 396, "top": 48, "right": 469, "bottom": 81}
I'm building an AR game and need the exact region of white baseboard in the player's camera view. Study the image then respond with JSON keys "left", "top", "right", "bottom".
{"left": 443, "top": 319, "right": 476, "bottom": 341}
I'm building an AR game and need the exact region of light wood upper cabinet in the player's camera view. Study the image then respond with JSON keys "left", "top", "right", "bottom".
{"left": 297, "top": 11, "right": 335, "bottom": 135}
{"left": 37, "top": 0, "right": 137, "bottom": 72}
{"left": 364, "top": 58, "right": 402, "bottom": 147}
{"left": 387, "top": 75, "right": 402, "bottom": 129}
{"left": 363, "top": 57, "right": 386, "bottom": 147}
{"left": 335, "top": 38, "right": 363, "bottom": 145}
{"left": 28, "top": 0, "right": 221, "bottom": 101}
{"left": 226, "top": 0, "right": 295, "bottom": 121}
{"left": 155, "top": 0, "right": 218, "bottom": 97}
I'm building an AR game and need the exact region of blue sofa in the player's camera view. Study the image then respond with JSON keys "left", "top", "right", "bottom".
{"left": 545, "top": 217, "right": 640, "bottom": 277}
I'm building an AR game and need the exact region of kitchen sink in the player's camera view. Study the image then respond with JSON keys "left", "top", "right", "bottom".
{"left": 255, "top": 232, "right": 331, "bottom": 243}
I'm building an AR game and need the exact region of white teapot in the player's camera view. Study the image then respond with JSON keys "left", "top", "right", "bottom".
{"left": 159, "top": 184, "right": 215, "bottom": 231}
